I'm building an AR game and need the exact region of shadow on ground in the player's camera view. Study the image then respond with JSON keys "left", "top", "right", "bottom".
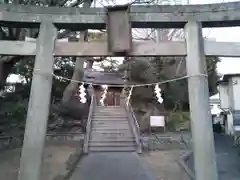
{"left": 69, "top": 152, "right": 157, "bottom": 180}
{"left": 0, "top": 142, "right": 79, "bottom": 180}
{"left": 186, "top": 134, "right": 240, "bottom": 180}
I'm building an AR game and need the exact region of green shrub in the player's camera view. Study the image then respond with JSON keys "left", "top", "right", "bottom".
{"left": 166, "top": 111, "right": 190, "bottom": 131}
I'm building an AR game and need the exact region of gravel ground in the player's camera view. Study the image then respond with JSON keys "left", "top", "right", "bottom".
{"left": 187, "top": 133, "right": 240, "bottom": 180}
{"left": 141, "top": 133, "right": 189, "bottom": 151}
{"left": 140, "top": 133, "right": 191, "bottom": 180}
{"left": 141, "top": 151, "right": 191, "bottom": 180}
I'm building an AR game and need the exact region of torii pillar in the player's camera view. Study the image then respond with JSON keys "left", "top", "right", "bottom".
{"left": 185, "top": 21, "right": 218, "bottom": 180}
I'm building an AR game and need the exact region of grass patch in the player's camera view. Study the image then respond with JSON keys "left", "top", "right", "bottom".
{"left": 166, "top": 112, "right": 190, "bottom": 131}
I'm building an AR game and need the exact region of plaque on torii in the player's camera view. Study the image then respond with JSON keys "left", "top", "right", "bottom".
{"left": 106, "top": 4, "right": 132, "bottom": 56}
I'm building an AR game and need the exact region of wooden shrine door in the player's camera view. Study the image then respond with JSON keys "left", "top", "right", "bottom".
{"left": 96, "top": 90, "right": 120, "bottom": 106}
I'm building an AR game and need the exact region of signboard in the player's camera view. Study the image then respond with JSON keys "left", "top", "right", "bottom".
{"left": 150, "top": 116, "right": 165, "bottom": 127}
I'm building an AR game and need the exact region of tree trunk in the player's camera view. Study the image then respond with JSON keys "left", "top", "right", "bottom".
{"left": 61, "top": 0, "right": 93, "bottom": 104}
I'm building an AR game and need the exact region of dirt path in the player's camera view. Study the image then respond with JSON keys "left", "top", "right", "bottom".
{"left": 0, "top": 144, "right": 77, "bottom": 180}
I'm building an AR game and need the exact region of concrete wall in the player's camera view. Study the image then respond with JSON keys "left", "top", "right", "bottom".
{"left": 226, "top": 113, "right": 234, "bottom": 135}
{"left": 231, "top": 77, "right": 240, "bottom": 110}
{"left": 219, "top": 76, "right": 240, "bottom": 135}
{"left": 228, "top": 78, "right": 234, "bottom": 110}
{"left": 219, "top": 84, "right": 229, "bottom": 110}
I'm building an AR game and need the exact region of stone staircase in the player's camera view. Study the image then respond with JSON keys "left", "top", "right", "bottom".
{"left": 88, "top": 106, "right": 138, "bottom": 152}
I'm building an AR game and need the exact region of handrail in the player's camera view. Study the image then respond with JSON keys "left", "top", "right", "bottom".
{"left": 83, "top": 91, "right": 96, "bottom": 154}
{"left": 124, "top": 101, "right": 142, "bottom": 153}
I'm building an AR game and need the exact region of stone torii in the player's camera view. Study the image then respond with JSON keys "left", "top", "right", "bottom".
{"left": 1, "top": 1, "right": 240, "bottom": 180}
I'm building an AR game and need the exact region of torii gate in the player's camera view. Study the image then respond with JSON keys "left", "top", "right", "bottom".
{"left": 1, "top": 2, "right": 240, "bottom": 180}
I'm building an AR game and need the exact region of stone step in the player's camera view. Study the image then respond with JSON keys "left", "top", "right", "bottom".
{"left": 94, "top": 109, "right": 125, "bottom": 112}
{"left": 92, "top": 124, "right": 129, "bottom": 126}
{"left": 91, "top": 126, "right": 130, "bottom": 130}
{"left": 93, "top": 113, "right": 126, "bottom": 116}
{"left": 92, "top": 121, "right": 129, "bottom": 125}
{"left": 92, "top": 121, "right": 128, "bottom": 124}
{"left": 91, "top": 125, "right": 129, "bottom": 128}
{"left": 89, "top": 138, "right": 135, "bottom": 142}
{"left": 94, "top": 108, "right": 124, "bottom": 110}
{"left": 91, "top": 125, "right": 129, "bottom": 129}
{"left": 91, "top": 129, "right": 130, "bottom": 133}
{"left": 92, "top": 118, "right": 128, "bottom": 123}
{"left": 93, "top": 112, "right": 125, "bottom": 114}
{"left": 91, "top": 126, "right": 129, "bottom": 129}
{"left": 93, "top": 116, "right": 127, "bottom": 119}
{"left": 94, "top": 109, "right": 124, "bottom": 111}
{"left": 91, "top": 129, "right": 132, "bottom": 134}
{"left": 90, "top": 134, "right": 134, "bottom": 138}
{"left": 93, "top": 113, "right": 127, "bottom": 115}
{"left": 95, "top": 108, "right": 124, "bottom": 110}
{"left": 91, "top": 128, "right": 130, "bottom": 131}
{"left": 91, "top": 124, "right": 129, "bottom": 128}
{"left": 92, "top": 117, "right": 128, "bottom": 120}
{"left": 89, "top": 142, "right": 135, "bottom": 147}
{"left": 93, "top": 117, "right": 127, "bottom": 120}
{"left": 92, "top": 122, "right": 129, "bottom": 125}
{"left": 95, "top": 106, "right": 122, "bottom": 108}
{"left": 90, "top": 137, "right": 135, "bottom": 142}
{"left": 94, "top": 109, "right": 125, "bottom": 111}
{"left": 90, "top": 135, "right": 134, "bottom": 140}
{"left": 93, "top": 115, "right": 127, "bottom": 118}
{"left": 92, "top": 119, "right": 128, "bottom": 122}
{"left": 95, "top": 107, "right": 124, "bottom": 109}
{"left": 91, "top": 129, "right": 130, "bottom": 132}
{"left": 91, "top": 131, "right": 133, "bottom": 136}
{"left": 92, "top": 119, "right": 128, "bottom": 123}
{"left": 89, "top": 146, "right": 136, "bottom": 152}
